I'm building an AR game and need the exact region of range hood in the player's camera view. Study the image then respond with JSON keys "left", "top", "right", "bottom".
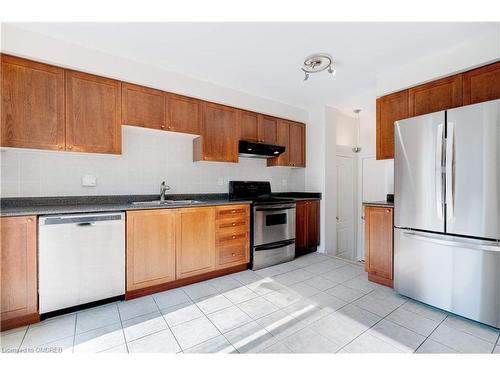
{"left": 238, "top": 140, "right": 285, "bottom": 159}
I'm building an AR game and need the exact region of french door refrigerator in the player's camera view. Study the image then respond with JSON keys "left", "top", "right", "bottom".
{"left": 394, "top": 99, "right": 500, "bottom": 328}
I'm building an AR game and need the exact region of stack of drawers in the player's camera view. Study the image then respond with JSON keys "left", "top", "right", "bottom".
{"left": 215, "top": 205, "right": 250, "bottom": 269}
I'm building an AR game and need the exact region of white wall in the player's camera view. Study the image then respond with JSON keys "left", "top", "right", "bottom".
{"left": 376, "top": 27, "right": 500, "bottom": 96}
{"left": 1, "top": 126, "right": 305, "bottom": 197}
{"left": 0, "top": 25, "right": 308, "bottom": 198}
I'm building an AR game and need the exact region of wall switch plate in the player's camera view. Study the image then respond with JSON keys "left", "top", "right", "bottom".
{"left": 81, "top": 175, "right": 97, "bottom": 187}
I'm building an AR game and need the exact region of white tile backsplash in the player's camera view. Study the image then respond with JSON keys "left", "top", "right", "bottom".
{"left": 0, "top": 126, "right": 305, "bottom": 197}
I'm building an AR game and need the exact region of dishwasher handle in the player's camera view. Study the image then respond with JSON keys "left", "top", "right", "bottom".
{"left": 40, "top": 213, "right": 124, "bottom": 226}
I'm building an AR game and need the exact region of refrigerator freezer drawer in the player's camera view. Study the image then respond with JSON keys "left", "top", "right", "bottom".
{"left": 394, "top": 228, "right": 500, "bottom": 328}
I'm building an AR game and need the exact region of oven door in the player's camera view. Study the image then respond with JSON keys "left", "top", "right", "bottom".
{"left": 254, "top": 204, "right": 296, "bottom": 246}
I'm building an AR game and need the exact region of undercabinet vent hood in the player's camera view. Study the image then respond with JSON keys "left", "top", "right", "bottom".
{"left": 238, "top": 140, "right": 285, "bottom": 159}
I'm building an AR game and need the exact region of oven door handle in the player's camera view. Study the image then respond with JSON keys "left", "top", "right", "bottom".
{"left": 255, "top": 239, "right": 295, "bottom": 251}
{"left": 255, "top": 205, "right": 295, "bottom": 211}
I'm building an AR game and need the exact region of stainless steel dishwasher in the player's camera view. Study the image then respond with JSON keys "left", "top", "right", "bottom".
{"left": 39, "top": 212, "right": 125, "bottom": 314}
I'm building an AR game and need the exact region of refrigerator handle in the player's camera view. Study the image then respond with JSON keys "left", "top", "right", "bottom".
{"left": 436, "top": 123, "right": 445, "bottom": 220}
{"left": 446, "top": 122, "right": 455, "bottom": 220}
{"left": 402, "top": 231, "right": 500, "bottom": 253}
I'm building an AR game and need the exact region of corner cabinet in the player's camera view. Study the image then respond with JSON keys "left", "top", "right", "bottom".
{"left": 193, "top": 102, "right": 239, "bottom": 163}
{"left": 296, "top": 200, "right": 320, "bottom": 256}
{"left": 267, "top": 120, "right": 306, "bottom": 168}
{"left": 65, "top": 71, "right": 122, "bottom": 154}
{"left": 1, "top": 216, "right": 39, "bottom": 331}
{"left": 376, "top": 90, "right": 409, "bottom": 160}
{"left": 1, "top": 54, "right": 65, "bottom": 151}
{"left": 364, "top": 206, "right": 393, "bottom": 287}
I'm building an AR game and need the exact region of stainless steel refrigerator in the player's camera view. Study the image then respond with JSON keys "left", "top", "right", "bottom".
{"left": 394, "top": 99, "right": 500, "bottom": 328}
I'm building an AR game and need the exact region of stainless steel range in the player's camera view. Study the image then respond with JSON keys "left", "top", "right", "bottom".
{"left": 229, "top": 181, "right": 296, "bottom": 270}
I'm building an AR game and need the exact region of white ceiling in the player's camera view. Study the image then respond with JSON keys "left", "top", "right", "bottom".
{"left": 8, "top": 22, "right": 498, "bottom": 114}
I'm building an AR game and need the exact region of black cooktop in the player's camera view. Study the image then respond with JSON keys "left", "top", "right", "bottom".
{"left": 229, "top": 181, "right": 295, "bottom": 205}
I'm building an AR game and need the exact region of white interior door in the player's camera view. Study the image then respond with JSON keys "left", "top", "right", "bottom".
{"left": 336, "top": 155, "right": 355, "bottom": 260}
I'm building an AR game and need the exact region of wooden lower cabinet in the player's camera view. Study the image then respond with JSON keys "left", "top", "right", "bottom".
{"left": 295, "top": 200, "right": 320, "bottom": 256}
{"left": 176, "top": 207, "right": 216, "bottom": 279}
{"left": 1, "top": 216, "right": 39, "bottom": 331}
{"left": 215, "top": 205, "right": 250, "bottom": 269}
{"left": 364, "top": 206, "right": 394, "bottom": 287}
{"left": 126, "top": 210, "right": 177, "bottom": 291}
{"left": 126, "top": 205, "right": 250, "bottom": 296}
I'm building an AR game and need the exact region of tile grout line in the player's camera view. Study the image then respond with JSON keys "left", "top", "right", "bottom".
{"left": 72, "top": 312, "right": 78, "bottom": 354}
{"left": 413, "top": 313, "right": 451, "bottom": 353}
{"left": 16, "top": 326, "right": 29, "bottom": 353}
{"left": 151, "top": 295, "right": 184, "bottom": 353}
{"left": 115, "top": 301, "right": 131, "bottom": 354}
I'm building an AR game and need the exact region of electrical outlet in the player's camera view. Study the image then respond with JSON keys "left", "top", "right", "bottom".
{"left": 217, "top": 177, "right": 224, "bottom": 186}
{"left": 81, "top": 175, "right": 97, "bottom": 187}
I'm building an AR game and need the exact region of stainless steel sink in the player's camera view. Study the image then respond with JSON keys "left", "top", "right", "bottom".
{"left": 131, "top": 200, "right": 202, "bottom": 206}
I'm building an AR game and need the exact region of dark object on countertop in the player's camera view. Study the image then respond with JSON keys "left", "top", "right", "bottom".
{"left": 386, "top": 194, "right": 394, "bottom": 203}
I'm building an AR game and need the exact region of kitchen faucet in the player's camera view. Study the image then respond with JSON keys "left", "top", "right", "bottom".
{"left": 160, "top": 181, "right": 171, "bottom": 201}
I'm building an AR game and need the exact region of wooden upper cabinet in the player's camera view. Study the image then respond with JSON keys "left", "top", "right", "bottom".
{"left": 376, "top": 89, "right": 409, "bottom": 160}
{"left": 267, "top": 120, "right": 290, "bottom": 167}
{"left": 126, "top": 210, "right": 177, "bottom": 292}
{"left": 463, "top": 61, "right": 500, "bottom": 105}
{"left": 408, "top": 75, "right": 462, "bottom": 117}
{"left": 257, "top": 115, "right": 278, "bottom": 144}
{"left": 66, "top": 71, "right": 122, "bottom": 154}
{"left": 122, "top": 83, "right": 166, "bottom": 130}
{"left": 239, "top": 110, "right": 259, "bottom": 142}
{"left": 176, "top": 207, "right": 216, "bottom": 279}
{"left": 1, "top": 216, "right": 38, "bottom": 328}
{"left": 194, "top": 102, "right": 239, "bottom": 163}
{"left": 288, "top": 122, "right": 305, "bottom": 167}
{"left": 1, "top": 54, "right": 65, "bottom": 151}
{"left": 364, "top": 206, "right": 393, "bottom": 287}
{"left": 166, "top": 94, "right": 201, "bottom": 135}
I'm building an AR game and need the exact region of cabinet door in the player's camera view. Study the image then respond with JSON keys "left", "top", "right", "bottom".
{"left": 376, "top": 90, "right": 409, "bottom": 160}
{"left": 463, "top": 61, "right": 500, "bottom": 105}
{"left": 364, "top": 207, "right": 393, "bottom": 280}
{"left": 1, "top": 216, "right": 38, "bottom": 324}
{"left": 257, "top": 115, "right": 278, "bottom": 144}
{"left": 295, "top": 201, "right": 308, "bottom": 252}
{"left": 195, "top": 102, "right": 238, "bottom": 162}
{"left": 66, "top": 71, "right": 122, "bottom": 154}
{"left": 122, "top": 83, "right": 166, "bottom": 130}
{"left": 289, "top": 122, "right": 305, "bottom": 167}
{"left": 239, "top": 110, "right": 259, "bottom": 142}
{"left": 267, "top": 120, "right": 290, "bottom": 167}
{"left": 126, "top": 210, "right": 177, "bottom": 291}
{"left": 1, "top": 55, "right": 65, "bottom": 151}
{"left": 166, "top": 94, "right": 201, "bottom": 135}
{"left": 176, "top": 207, "right": 216, "bottom": 279}
{"left": 307, "top": 200, "right": 320, "bottom": 247}
{"left": 408, "top": 75, "right": 462, "bottom": 117}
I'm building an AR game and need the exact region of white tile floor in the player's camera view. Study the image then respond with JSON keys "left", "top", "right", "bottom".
{"left": 1, "top": 252, "right": 499, "bottom": 354}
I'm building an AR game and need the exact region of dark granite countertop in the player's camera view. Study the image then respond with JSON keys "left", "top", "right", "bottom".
{"left": 362, "top": 200, "right": 394, "bottom": 208}
{"left": 272, "top": 192, "right": 322, "bottom": 201}
{"left": 0, "top": 194, "right": 252, "bottom": 217}
{"left": 0, "top": 192, "right": 322, "bottom": 217}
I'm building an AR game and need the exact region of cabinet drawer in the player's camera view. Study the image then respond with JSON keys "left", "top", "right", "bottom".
{"left": 216, "top": 231, "right": 248, "bottom": 245}
{"left": 216, "top": 217, "right": 248, "bottom": 231}
{"left": 216, "top": 205, "right": 249, "bottom": 219}
{"left": 217, "top": 241, "right": 248, "bottom": 266}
